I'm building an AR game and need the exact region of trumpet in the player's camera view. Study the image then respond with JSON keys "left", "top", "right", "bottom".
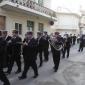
{"left": 48, "top": 37, "right": 63, "bottom": 51}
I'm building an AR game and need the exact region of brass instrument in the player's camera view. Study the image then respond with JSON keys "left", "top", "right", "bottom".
{"left": 48, "top": 36, "right": 63, "bottom": 51}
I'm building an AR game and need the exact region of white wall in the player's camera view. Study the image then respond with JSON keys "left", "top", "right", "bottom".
{"left": 43, "top": 0, "right": 51, "bottom": 8}
{"left": 50, "top": 13, "right": 80, "bottom": 35}
{"left": 79, "top": 15, "right": 85, "bottom": 34}
{"left": 56, "top": 14, "right": 79, "bottom": 30}
{"left": 51, "top": 13, "right": 80, "bottom": 34}
{"left": 0, "top": 8, "right": 53, "bottom": 37}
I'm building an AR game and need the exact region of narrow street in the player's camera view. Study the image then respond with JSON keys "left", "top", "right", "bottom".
{"left": 1, "top": 44, "right": 85, "bottom": 85}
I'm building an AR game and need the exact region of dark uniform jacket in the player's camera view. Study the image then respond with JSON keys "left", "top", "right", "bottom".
{"left": 80, "top": 37, "right": 84, "bottom": 46}
{"left": 4, "top": 36, "right": 12, "bottom": 54}
{"left": 43, "top": 35, "right": 49, "bottom": 49}
{"left": 5, "top": 36, "right": 12, "bottom": 42}
{"left": 36, "top": 37, "right": 44, "bottom": 52}
{"left": 73, "top": 36, "right": 76, "bottom": 41}
{"left": 23, "top": 38, "right": 37, "bottom": 61}
{"left": 10, "top": 36, "right": 22, "bottom": 55}
{"left": 64, "top": 37, "right": 71, "bottom": 48}
{"left": 0, "top": 37, "right": 7, "bottom": 69}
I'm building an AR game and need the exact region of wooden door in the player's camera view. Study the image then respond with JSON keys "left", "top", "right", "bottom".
{"left": 0, "top": 16, "right": 5, "bottom": 30}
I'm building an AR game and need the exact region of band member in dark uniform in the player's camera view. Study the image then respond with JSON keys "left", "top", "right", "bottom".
{"left": 6, "top": 30, "right": 22, "bottom": 74}
{"left": 78, "top": 35, "right": 84, "bottom": 52}
{"left": 2, "top": 31, "right": 12, "bottom": 68}
{"left": 43, "top": 31, "right": 49, "bottom": 62}
{"left": 69, "top": 34, "right": 73, "bottom": 46}
{"left": 36, "top": 32, "right": 44, "bottom": 67}
{"left": 77, "top": 34, "right": 80, "bottom": 44}
{"left": 19, "top": 32, "right": 38, "bottom": 80}
{"left": 50, "top": 32, "right": 63, "bottom": 72}
{"left": 73, "top": 34, "right": 76, "bottom": 45}
{"left": 23, "top": 33, "right": 28, "bottom": 43}
{"left": 0, "top": 31, "right": 10, "bottom": 85}
{"left": 63, "top": 34, "right": 71, "bottom": 58}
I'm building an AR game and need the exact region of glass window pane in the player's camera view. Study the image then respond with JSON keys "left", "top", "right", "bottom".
{"left": 15, "top": 23, "right": 18, "bottom": 31}
{"left": 27, "top": 21, "right": 34, "bottom": 31}
{"left": 15, "top": 23, "right": 22, "bottom": 35}
{"left": 19, "top": 24, "right": 22, "bottom": 35}
{"left": 38, "top": 23, "right": 44, "bottom": 32}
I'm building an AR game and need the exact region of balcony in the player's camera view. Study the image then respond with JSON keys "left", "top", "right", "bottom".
{"left": 0, "top": 0, "right": 57, "bottom": 20}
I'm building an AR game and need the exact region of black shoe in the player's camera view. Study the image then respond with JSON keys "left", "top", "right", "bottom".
{"left": 3, "top": 81, "right": 10, "bottom": 85}
{"left": 44, "top": 59, "right": 48, "bottom": 62}
{"left": 53, "top": 66, "right": 55, "bottom": 70}
{"left": 3, "top": 83, "right": 10, "bottom": 85}
{"left": 39, "top": 64, "right": 42, "bottom": 68}
{"left": 62, "top": 56, "right": 65, "bottom": 59}
{"left": 33, "top": 74, "right": 38, "bottom": 78}
{"left": 5, "top": 71, "right": 11, "bottom": 75}
{"left": 67, "top": 57, "right": 69, "bottom": 58}
{"left": 18, "top": 76, "right": 27, "bottom": 80}
{"left": 54, "top": 68, "right": 58, "bottom": 72}
{"left": 15, "top": 70, "right": 21, "bottom": 74}
{"left": 78, "top": 50, "right": 80, "bottom": 52}
{"left": 54, "top": 69, "right": 58, "bottom": 72}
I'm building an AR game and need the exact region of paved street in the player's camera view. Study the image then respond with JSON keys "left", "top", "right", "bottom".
{"left": 1, "top": 44, "right": 85, "bottom": 85}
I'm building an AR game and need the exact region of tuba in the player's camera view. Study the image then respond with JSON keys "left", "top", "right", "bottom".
{"left": 48, "top": 36, "right": 63, "bottom": 51}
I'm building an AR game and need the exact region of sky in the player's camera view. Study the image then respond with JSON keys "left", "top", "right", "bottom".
{"left": 51, "top": 0, "right": 85, "bottom": 13}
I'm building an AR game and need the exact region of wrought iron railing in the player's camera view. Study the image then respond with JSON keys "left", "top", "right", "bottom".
{"left": 1, "top": 0, "right": 56, "bottom": 17}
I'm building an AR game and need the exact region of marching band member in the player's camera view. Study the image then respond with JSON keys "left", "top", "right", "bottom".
{"left": 49, "top": 32, "right": 63, "bottom": 72}
{"left": 69, "top": 34, "right": 73, "bottom": 46}
{"left": 0, "top": 31, "right": 10, "bottom": 85}
{"left": 2, "top": 31, "right": 12, "bottom": 68}
{"left": 77, "top": 34, "right": 80, "bottom": 43}
{"left": 6, "top": 30, "right": 22, "bottom": 75}
{"left": 36, "top": 32, "right": 44, "bottom": 67}
{"left": 43, "top": 31, "right": 49, "bottom": 62}
{"left": 72, "top": 34, "right": 76, "bottom": 45}
{"left": 62, "top": 34, "right": 71, "bottom": 58}
{"left": 19, "top": 32, "right": 38, "bottom": 80}
{"left": 78, "top": 35, "right": 84, "bottom": 52}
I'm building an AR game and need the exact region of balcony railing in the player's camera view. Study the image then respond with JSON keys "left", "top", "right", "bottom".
{"left": 1, "top": 0, "right": 56, "bottom": 18}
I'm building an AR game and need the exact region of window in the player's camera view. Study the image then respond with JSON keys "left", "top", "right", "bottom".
{"left": 38, "top": 0, "right": 43, "bottom": 6}
{"left": 38, "top": 23, "right": 44, "bottom": 32}
{"left": 15, "top": 23, "right": 22, "bottom": 35}
{"left": 27, "top": 21, "right": 34, "bottom": 31}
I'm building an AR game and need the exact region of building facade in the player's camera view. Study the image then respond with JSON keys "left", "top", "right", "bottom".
{"left": 78, "top": 10, "right": 85, "bottom": 34}
{"left": 52, "top": 12, "right": 80, "bottom": 35}
{"left": 0, "top": 0, "right": 57, "bottom": 37}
